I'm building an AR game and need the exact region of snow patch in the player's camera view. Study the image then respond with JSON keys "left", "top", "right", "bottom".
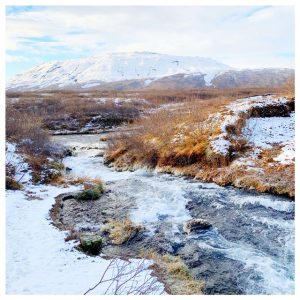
{"left": 209, "top": 95, "right": 292, "bottom": 157}
{"left": 274, "top": 142, "right": 295, "bottom": 165}
{"left": 6, "top": 185, "right": 163, "bottom": 294}
{"left": 6, "top": 142, "right": 31, "bottom": 183}
{"left": 211, "top": 134, "right": 231, "bottom": 156}
{"left": 242, "top": 113, "right": 294, "bottom": 149}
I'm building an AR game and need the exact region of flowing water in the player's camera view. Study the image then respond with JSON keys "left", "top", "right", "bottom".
{"left": 52, "top": 134, "right": 295, "bottom": 295}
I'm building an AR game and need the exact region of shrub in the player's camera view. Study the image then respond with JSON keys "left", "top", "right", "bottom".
{"left": 48, "top": 161, "right": 65, "bottom": 170}
{"left": 6, "top": 176, "right": 23, "bottom": 190}
{"left": 75, "top": 183, "right": 104, "bottom": 201}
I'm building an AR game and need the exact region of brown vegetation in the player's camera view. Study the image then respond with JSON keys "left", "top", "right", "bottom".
{"left": 103, "top": 218, "right": 144, "bottom": 245}
{"left": 142, "top": 251, "right": 204, "bottom": 295}
{"left": 6, "top": 90, "right": 143, "bottom": 132}
{"left": 106, "top": 88, "right": 273, "bottom": 169}
{"left": 282, "top": 75, "right": 295, "bottom": 99}
{"left": 106, "top": 87, "right": 294, "bottom": 198}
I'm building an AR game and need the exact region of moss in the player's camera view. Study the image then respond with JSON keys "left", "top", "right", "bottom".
{"left": 6, "top": 176, "right": 23, "bottom": 190}
{"left": 79, "top": 234, "right": 102, "bottom": 255}
{"left": 75, "top": 183, "right": 104, "bottom": 201}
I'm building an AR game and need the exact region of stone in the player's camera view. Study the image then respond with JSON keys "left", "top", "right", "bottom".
{"left": 183, "top": 218, "right": 212, "bottom": 234}
{"left": 79, "top": 233, "right": 102, "bottom": 255}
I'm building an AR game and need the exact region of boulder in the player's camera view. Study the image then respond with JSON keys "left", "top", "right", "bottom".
{"left": 79, "top": 233, "right": 102, "bottom": 255}
{"left": 183, "top": 218, "right": 212, "bottom": 234}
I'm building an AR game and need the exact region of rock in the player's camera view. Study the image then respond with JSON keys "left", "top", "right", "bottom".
{"left": 94, "top": 151, "right": 105, "bottom": 157}
{"left": 183, "top": 218, "right": 212, "bottom": 234}
{"left": 79, "top": 233, "right": 102, "bottom": 255}
{"left": 62, "top": 194, "right": 75, "bottom": 201}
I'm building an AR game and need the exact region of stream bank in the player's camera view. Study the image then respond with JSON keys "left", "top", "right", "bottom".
{"left": 51, "top": 133, "right": 295, "bottom": 295}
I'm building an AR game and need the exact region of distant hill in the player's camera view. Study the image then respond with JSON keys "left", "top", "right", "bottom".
{"left": 6, "top": 51, "right": 293, "bottom": 91}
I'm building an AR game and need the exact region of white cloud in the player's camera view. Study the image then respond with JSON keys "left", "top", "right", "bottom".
{"left": 6, "top": 5, "right": 294, "bottom": 71}
{"left": 6, "top": 54, "right": 28, "bottom": 62}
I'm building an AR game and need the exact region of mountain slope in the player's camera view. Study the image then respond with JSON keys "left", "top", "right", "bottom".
{"left": 7, "top": 52, "right": 294, "bottom": 91}
{"left": 211, "top": 68, "right": 294, "bottom": 88}
{"left": 7, "top": 52, "right": 230, "bottom": 91}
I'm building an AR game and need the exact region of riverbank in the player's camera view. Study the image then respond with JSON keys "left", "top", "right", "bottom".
{"left": 106, "top": 95, "right": 295, "bottom": 198}
{"left": 5, "top": 141, "right": 165, "bottom": 295}
{"left": 51, "top": 134, "right": 294, "bottom": 294}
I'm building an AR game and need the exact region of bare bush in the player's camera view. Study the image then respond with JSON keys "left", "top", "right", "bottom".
{"left": 84, "top": 258, "right": 164, "bottom": 295}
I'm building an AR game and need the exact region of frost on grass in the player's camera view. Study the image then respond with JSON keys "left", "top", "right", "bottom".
{"left": 210, "top": 134, "right": 231, "bottom": 156}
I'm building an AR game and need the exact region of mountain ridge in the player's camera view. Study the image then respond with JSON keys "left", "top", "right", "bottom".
{"left": 7, "top": 52, "right": 293, "bottom": 91}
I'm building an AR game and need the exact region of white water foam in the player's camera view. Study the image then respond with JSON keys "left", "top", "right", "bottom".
{"left": 196, "top": 230, "right": 294, "bottom": 295}
{"left": 230, "top": 194, "right": 294, "bottom": 212}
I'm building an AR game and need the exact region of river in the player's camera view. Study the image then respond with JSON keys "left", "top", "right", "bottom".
{"left": 52, "top": 133, "right": 295, "bottom": 295}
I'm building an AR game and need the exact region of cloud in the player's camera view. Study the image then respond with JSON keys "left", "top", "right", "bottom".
{"left": 6, "top": 54, "right": 28, "bottom": 62}
{"left": 6, "top": 5, "right": 294, "bottom": 78}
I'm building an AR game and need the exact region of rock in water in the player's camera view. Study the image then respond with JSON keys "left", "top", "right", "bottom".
{"left": 183, "top": 218, "right": 212, "bottom": 234}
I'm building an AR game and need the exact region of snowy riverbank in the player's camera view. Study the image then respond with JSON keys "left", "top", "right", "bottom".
{"left": 5, "top": 144, "right": 163, "bottom": 295}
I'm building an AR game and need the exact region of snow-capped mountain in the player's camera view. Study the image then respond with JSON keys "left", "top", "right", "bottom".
{"left": 7, "top": 51, "right": 294, "bottom": 91}
{"left": 7, "top": 52, "right": 231, "bottom": 91}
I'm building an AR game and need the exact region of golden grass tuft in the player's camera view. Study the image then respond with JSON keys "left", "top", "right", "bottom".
{"left": 142, "top": 251, "right": 204, "bottom": 295}
{"left": 103, "top": 218, "right": 144, "bottom": 245}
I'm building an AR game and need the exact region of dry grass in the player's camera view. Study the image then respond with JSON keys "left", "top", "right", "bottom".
{"left": 106, "top": 87, "right": 294, "bottom": 198}
{"left": 282, "top": 75, "right": 295, "bottom": 99}
{"left": 66, "top": 176, "right": 102, "bottom": 186}
{"left": 6, "top": 90, "right": 142, "bottom": 132}
{"left": 142, "top": 251, "right": 204, "bottom": 295}
{"left": 103, "top": 218, "right": 144, "bottom": 245}
{"left": 6, "top": 176, "right": 23, "bottom": 190}
{"left": 195, "top": 158, "right": 295, "bottom": 198}
{"left": 106, "top": 89, "right": 261, "bottom": 170}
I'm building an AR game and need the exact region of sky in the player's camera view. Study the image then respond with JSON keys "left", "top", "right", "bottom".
{"left": 6, "top": 5, "right": 294, "bottom": 80}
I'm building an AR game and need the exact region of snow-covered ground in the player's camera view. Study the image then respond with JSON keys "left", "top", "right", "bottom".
{"left": 6, "top": 143, "right": 31, "bottom": 183}
{"left": 242, "top": 113, "right": 294, "bottom": 149}
{"left": 6, "top": 144, "right": 163, "bottom": 295}
{"left": 242, "top": 112, "right": 295, "bottom": 165}
{"left": 209, "top": 95, "right": 294, "bottom": 162}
